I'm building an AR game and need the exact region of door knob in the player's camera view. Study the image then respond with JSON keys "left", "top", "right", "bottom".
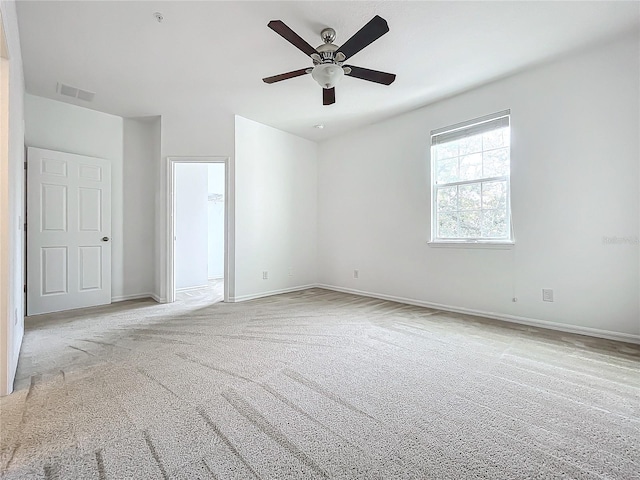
{"left": 102, "top": 237, "right": 110, "bottom": 242}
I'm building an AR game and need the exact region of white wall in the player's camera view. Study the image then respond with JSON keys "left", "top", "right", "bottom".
{"left": 157, "top": 108, "right": 234, "bottom": 301}
{"left": 25, "top": 98, "right": 159, "bottom": 303}
{"left": 0, "top": 0, "right": 25, "bottom": 396}
{"left": 318, "top": 32, "right": 640, "bottom": 341}
{"left": 122, "top": 116, "right": 159, "bottom": 300}
{"left": 24, "top": 94, "right": 129, "bottom": 298}
{"left": 175, "top": 163, "right": 209, "bottom": 290}
{"left": 234, "top": 116, "right": 318, "bottom": 300}
{"left": 207, "top": 163, "right": 224, "bottom": 279}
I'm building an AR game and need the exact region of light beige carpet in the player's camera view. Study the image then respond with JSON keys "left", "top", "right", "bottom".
{"left": 1, "top": 287, "right": 639, "bottom": 479}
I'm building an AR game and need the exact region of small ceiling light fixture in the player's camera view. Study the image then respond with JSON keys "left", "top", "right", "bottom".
{"left": 154, "top": 12, "right": 164, "bottom": 23}
{"left": 314, "top": 124, "right": 325, "bottom": 129}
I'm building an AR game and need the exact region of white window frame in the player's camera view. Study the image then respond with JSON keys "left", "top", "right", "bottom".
{"left": 429, "top": 110, "right": 514, "bottom": 247}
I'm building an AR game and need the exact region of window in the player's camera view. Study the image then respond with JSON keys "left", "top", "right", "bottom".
{"left": 430, "top": 110, "right": 512, "bottom": 244}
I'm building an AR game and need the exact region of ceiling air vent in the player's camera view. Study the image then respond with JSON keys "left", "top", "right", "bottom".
{"left": 76, "top": 89, "right": 95, "bottom": 102}
{"left": 56, "top": 82, "right": 95, "bottom": 102}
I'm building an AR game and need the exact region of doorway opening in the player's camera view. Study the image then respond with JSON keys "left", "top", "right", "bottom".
{"left": 167, "top": 157, "right": 230, "bottom": 304}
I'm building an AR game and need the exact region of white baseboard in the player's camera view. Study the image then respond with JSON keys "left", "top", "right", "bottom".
{"left": 111, "top": 293, "right": 155, "bottom": 302}
{"left": 110, "top": 283, "right": 639, "bottom": 345}
{"left": 151, "top": 294, "right": 165, "bottom": 304}
{"left": 112, "top": 293, "right": 163, "bottom": 304}
{"left": 176, "top": 284, "right": 209, "bottom": 293}
{"left": 3, "top": 328, "right": 23, "bottom": 396}
{"left": 316, "top": 284, "right": 640, "bottom": 345}
{"left": 230, "top": 284, "right": 318, "bottom": 303}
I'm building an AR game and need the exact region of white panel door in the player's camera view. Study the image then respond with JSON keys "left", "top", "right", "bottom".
{"left": 27, "top": 147, "right": 111, "bottom": 315}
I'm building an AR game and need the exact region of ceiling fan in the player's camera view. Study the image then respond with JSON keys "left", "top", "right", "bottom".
{"left": 262, "top": 15, "right": 396, "bottom": 106}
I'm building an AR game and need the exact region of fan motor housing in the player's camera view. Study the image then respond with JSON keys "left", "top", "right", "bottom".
{"left": 316, "top": 43, "right": 338, "bottom": 63}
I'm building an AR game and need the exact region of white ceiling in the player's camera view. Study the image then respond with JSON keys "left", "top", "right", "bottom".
{"left": 16, "top": 1, "right": 640, "bottom": 141}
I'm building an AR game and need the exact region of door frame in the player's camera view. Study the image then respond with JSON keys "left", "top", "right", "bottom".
{"left": 0, "top": 8, "right": 12, "bottom": 396}
{"left": 166, "top": 156, "right": 232, "bottom": 303}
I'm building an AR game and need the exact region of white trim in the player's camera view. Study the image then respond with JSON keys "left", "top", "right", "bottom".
{"left": 10, "top": 331, "right": 20, "bottom": 394}
{"left": 0, "top": 11, "right": 13, "bottom": 396}
{"left": 150, "top": 294, "right": 165, "bottom": 304}
{"left": 427, "top": 241, "right": 514, "bottom": 249}
{"left": 435, "top": 173, "right": 508, "bottom": 188}
{"left": 166, "top": 156, "right": 233, "bottom": 305}
{"left": 315, "top": 284, "right": 640, "bottom": 345}
{"left": 111, "top": 293, "right": 157, "bottom": 303}
{"left": 175, "top": 284, "right": 208, "bottom": 293}
{"left": 230, "top": 284, "right": 318, "bottom": 303}
{"left": 431, "top": 109, "right": 511, "bottom": 138}
{"left": 431, "top": 112, "right": 512, "bottom": 244}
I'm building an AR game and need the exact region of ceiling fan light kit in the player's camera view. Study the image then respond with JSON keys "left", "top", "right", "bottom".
{"left": 263, "top": 15, "right": 396, "bottom": 105}
{"left": 311, "top": 63, "right": 345, "bottom": 89}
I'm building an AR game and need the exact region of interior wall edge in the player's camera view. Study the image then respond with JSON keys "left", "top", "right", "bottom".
{"left": 0, "top": 0, "right": 25, "bottom": 397}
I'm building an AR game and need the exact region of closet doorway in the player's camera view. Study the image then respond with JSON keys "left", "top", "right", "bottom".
{"left": 167, "top": 157, "right": 230, "bottom": 304}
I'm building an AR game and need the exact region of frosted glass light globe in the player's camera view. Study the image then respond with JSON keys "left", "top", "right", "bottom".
{"left": 311, "top": 63, "right": 345, "bottom": 89}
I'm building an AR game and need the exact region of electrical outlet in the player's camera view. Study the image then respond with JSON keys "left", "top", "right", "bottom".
{"left": 262, "top": 271, "right": 268, "bottom": 280}
{"left": 353, "top": 269, "right": 359, "bottom": 279}
{"left": 288, "top": 267, "right": 293, "bottom": 277}
{"left": 542, "top": 289, "right": 554, "bottom": 302}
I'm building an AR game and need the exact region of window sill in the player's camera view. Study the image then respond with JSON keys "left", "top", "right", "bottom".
{"left": 427, "top": 241, "right": 514, "bottom": 249}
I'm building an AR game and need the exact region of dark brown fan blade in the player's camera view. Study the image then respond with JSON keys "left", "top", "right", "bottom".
{"left": 268, "top": 20, "right": 319, "bottom": 57}
{"left": 345, "top": 65, "right": 396, "bottom": 85}
{"left": 263, "top": 69, "right": 310, "bottom": 84}
{"left": 335, "top": 15, "right": 389, "bottom": 60}
{"left": 323, "top": 87, "right": 335, "bottom": 105}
